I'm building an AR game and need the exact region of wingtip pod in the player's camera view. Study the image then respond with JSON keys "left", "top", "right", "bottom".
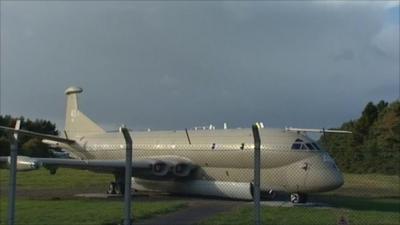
{"left": 65, "top": 86, "right": 83, "bottom": 95}
{"left": 0, "top": 156, "right": 40, "bottom": 172}
{"left": 285, "top": 127, "right": 352, "bottom": 134}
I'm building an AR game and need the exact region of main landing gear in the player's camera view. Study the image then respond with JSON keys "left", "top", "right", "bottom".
{"left": 250, "top": 183, "right": 277, "bottom": 201}
{"left": 261, "top": 189, "right": 277, "bottom": 201}
{"left": 107, "top": 175, "right": 125, "bottom": 195}
{"left": 290, "top": 193, "right": 308, "bottom": 203}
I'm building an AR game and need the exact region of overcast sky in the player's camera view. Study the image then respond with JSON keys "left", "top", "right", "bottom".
{"left": 0, "top": 1, "right": 399, "bottom": 131}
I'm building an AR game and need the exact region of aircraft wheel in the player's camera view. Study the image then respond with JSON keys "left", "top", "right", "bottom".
{"left": 107, "top": 182, "right": 116, "bottom": 195}
{"left": 116, "top": 182, "right": 125, "bottom": 195}
{"left": 261, "top": 189, "right": 277, "bottom": 201}
{"left": 290, "top": 193, "right": 307, "bottom": 203}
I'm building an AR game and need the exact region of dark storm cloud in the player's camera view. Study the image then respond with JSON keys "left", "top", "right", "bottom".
{"left": 1, "top": 1, "right": 398, "bottom": 131}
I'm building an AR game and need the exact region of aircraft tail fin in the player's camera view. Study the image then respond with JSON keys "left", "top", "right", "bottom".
{"left": 64, "top": 86, "right": 105, "bottom": 138}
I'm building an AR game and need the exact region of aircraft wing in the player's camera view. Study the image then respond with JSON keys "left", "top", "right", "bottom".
{"left": 0, "top": 126, "right": 197, "bottom": 179}
{"left": 0, "top": 156, "right": 196, "bottom": 179}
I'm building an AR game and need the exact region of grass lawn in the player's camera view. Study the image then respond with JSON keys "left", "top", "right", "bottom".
{"left": 198, "top": 205, "right": 399, "bottom": 225}
{"left": 1, "top": 168, "right": 399, "bottom": 225}
{"left": 0, "top": 199, "right": 186, "bottom": 225}
{"left": 1, "top": 168, "right": 187, "bottom": 224}
{"left": 327, "top": 173, "right": 400, "bottom": 197}
{"left": 199, "top": 173, "right": 400, "bottom": 225}
{"left": 0, "top": 168, "right": 113, "bottom": 191}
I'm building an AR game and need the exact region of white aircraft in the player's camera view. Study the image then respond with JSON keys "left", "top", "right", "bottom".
{"left": 0, "top": 86, "right": 349, "bottom": 203}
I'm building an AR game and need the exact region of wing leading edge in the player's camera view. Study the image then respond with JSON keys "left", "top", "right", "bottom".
{"left": 0, "top": 155, "right": 197, "bottom": 180}
{"left": 0, "top": 126, "right": 197, "bottom": 180}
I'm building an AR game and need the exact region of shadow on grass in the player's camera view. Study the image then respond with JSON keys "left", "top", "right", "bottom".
{"left": 313, "top": 194, "right": 400, "bottom": 213}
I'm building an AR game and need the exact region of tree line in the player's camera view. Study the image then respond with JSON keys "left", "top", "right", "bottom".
{"left": 0, "top": 115, "right": 58, "bottom": 157}
{"left": 320, "top": 100, "right": 400, "bottom": 175}
{"left": 0, "top": 100, "right": 399, "bottom": 175}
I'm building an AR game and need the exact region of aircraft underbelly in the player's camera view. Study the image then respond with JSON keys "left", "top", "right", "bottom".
{"left": 132, "top": 166, "right": 289, "bottom": 199}
{"left": 132, "top": 178, "right": 253, "bottom": 200}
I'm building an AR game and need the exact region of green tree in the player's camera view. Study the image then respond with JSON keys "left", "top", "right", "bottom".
{"left": 321, "top": 100, "right": 400, "bottom": 175}
{"left": 0, "top": 115, "right": 58, "bottom": 157}
{"left": 376, "top": 100, "right": 388, "bottom": 113}
{"left": 21, "top": 138, "right": 51, "bottom": 158}
{"left": 0, "top": 136, "right": 10, "bottom": 156}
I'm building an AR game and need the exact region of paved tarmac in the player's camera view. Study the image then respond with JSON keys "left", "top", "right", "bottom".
{"left": 76, "top": 192, "right": 245, "bottom": 225}
{"left": 136, "top": 199, "right": 242, "bottom": 225}
{"left": 74, "top": 192, "right": 333, "bottom": 225}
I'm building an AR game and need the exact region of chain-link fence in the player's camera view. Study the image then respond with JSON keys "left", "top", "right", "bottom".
{"left": 0, "top": 124, "right": 399, "bottom": 225}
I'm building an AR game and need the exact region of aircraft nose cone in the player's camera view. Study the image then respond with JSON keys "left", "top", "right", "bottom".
{"left": 306, "top": 165, "right": 344, "bottom": 192}
{"left": 331, "top": 170, "right": 344, "bottom": 189}
{"left": 321, "top": 168, "right": 344, "bottom": 191}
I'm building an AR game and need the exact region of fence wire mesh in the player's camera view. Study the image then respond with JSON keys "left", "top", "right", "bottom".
{"left": 0, "top": 127, "right": 399, "bottom": 225}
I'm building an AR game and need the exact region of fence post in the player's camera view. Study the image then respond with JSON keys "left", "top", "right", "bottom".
{"left": 8, "top": 120, "right": 20, "bottom": 225}
{"left": 120, "top": 126, "right": 133, "bottom": 225}
{"left": 252, "top": 124, "right": 261, "bottom": 225}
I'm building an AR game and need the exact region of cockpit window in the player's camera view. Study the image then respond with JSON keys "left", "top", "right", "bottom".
{"left": 291, "top": 143, "right": 302, "bottom": 150}
{"left": 306, "top": 143, "right": 315, "bottom": 150}
{"left": 312, "top": 142, "right": 320, "bottom": 150}
{"left": 292, "top": 139, "right": 320, "bottom": 151}
{"left": 292, "top": 141, "right": 320, "bottom": 150}
{"left": 292, "top": 143, "right": 308, "bottom": 150}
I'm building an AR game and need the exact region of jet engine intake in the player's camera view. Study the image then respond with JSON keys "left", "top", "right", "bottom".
{"left": 141, "top": 157, "right": 195, "bottom": 178}
{"left": 151, "top": 161, "right": 169, "bottom": 176}
{"left": 172, "top": 162, "right": 193, "bottom": 177}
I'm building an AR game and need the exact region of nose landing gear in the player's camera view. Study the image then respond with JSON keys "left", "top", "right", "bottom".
{"left": 290, "top": 193, "right": 308, "bottom": 203}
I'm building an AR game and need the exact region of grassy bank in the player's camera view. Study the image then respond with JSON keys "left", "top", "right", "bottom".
{"left": 327, "top": 173, "right": 400, "bottom": 197}
{"left": 0, "top": 168, "right": 112, "bottom": 191}
{"left": 0, "top": 199, "right": 186, "bottom": 225}
{"left": 1, "top": 168, "right": 187, "bottom": 224}
{"left": 198, "top": 205, "right": 399, "bottom": 225}
{"left": 199, "top": 173, "right": 400, "bottom": 225}
{"left": 1, "top": 168, "right": 399, "bottom": 225}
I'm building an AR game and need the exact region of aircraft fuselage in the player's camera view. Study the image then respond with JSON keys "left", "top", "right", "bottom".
{"left": 68, "top": 128, "right": 343, "bottom": 199}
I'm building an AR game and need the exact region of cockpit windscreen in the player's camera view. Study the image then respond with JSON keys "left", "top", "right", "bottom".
{"left": 291, "top": 139, "right": 320, "bottom": 150}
